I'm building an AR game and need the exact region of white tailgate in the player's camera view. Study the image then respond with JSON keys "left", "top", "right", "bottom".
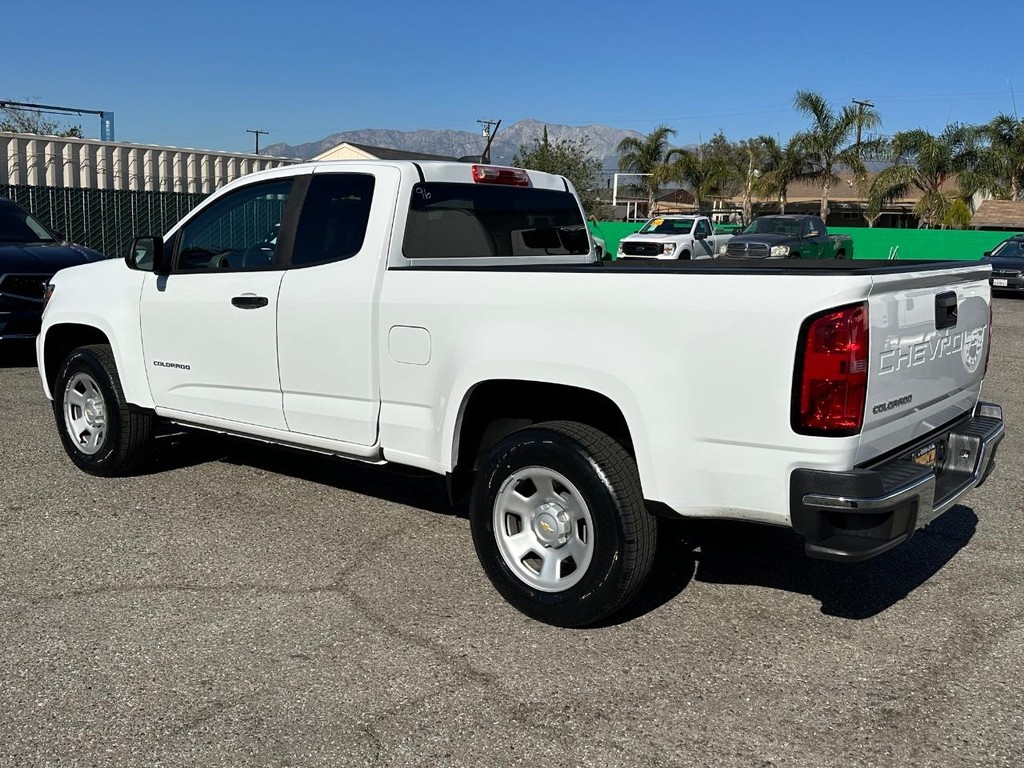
{"left": 858, "top": 265, "right": 992, "bottom": 464}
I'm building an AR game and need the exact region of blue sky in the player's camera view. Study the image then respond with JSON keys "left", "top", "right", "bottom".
{"left": 5, "top": 0, "right": 1022, "bottom": 153}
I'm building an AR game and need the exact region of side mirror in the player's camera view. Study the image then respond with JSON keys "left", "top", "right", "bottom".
{"left": 694, "top": 230, "right": 707, "bottom": 240}
{"left": 805, "top": 230, "right": 820, "bottom": 239}
{"left": 127, "top": 236, "right": 168, "bottom": 274}
{"left": 983, "top": 251, "right": 992, "bottom": 258}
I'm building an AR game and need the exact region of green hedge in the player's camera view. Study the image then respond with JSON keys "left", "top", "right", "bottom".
{"left": 588, "top": 221, "right": 1017, "bottom": 261}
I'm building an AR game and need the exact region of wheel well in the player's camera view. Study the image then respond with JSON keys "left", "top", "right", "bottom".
{"left": 454, "top": 380, "right": 633, "bottom": 475}
{"left": 43, "top": 324, "right": 111, "bottom": 393}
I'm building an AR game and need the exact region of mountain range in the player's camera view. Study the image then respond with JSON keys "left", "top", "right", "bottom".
{"left": 262, "top": 119, "right": 642, "bottom": 168}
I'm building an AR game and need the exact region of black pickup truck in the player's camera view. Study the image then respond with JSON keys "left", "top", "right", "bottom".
{"left": 0, "top": 197, "right": 106, "bottom": 340}
{"left": 720, "top": 214, "right": 853, "bottom": 260}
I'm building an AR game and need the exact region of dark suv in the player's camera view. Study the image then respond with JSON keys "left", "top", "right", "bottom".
{"left": 982, "top": 234, "right": 1024, "bottom": 294}
{"left": 0, "top": 197, "right": 106, "bottom": 340}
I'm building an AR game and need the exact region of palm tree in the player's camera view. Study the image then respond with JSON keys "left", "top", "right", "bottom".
{"left": 756, "top": 135, "right": 806, "bottom": 214}
{"left": 792, "top": 91, "right": 881, "bottom": 219}
{"left": 867, "top": 125, "right": 981, "bottom": 228}
{"left": 617, "top": 125, "right": 676, "bottom": 216}
{"left": 695, "top": 136, "right": 765, "bottom": 223}
{"left": 664, "top": 147, "right": 728, "bottom": 211}
{"left": 978, "top": 114, "right": 1024, "bottom": 200}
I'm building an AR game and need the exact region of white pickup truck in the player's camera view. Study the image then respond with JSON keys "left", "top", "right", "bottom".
{"left": 37, "top": 160, "right": 1005, "bottom": 627}
{"left": 616, "top": 214, "right": 732, "bottom": 259}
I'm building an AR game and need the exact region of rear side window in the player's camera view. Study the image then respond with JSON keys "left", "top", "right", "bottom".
{"left": 292, "top": 173, "right": 375, "bottom": 267}
{"left": 403, "top": 183, "right": 588, "bottom": 258}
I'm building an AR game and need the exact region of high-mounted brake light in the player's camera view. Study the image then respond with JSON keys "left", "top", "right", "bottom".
{"left": 793, "top": 302, "right": 869, "bottom": 436}
{"left": 472, "top": 165, "right": 531, "bottom": 186}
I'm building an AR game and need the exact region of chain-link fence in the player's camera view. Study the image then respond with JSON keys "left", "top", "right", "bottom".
{"left": 1, "top": 184, "right": 208, "bottom": 257}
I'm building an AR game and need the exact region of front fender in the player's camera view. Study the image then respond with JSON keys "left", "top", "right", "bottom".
{"left": 38, "top": 261, "right": 151, "bottom": 407}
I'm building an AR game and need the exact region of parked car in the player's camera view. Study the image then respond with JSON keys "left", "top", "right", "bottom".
{"left": 617, "top": 215, "right": 732, "bottom": 259}
{"left": 37, "top": 161, "right": 1003, "bottom": 627}
{"left": 981, "top": 234, "right": 1024, "bottom": 293}
{"left": 0, "top": 197, "right": 106, "bottom": 341}
{"left": 721, "top": 214, "right": 853, "bottom": 260}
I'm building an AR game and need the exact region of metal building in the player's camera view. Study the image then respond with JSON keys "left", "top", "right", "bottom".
{"left": 0, "top": 132, "right": 298, "bottom": 255}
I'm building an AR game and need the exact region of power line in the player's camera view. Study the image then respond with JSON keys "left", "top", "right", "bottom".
{"left": 246, "top": 128, "right": 269, "bottom": 155}
{"left": 476, "top": 119, "right": 501, "bottom": 163}
{"left": 852, "top": 99, "right": 875, "bottom": 148}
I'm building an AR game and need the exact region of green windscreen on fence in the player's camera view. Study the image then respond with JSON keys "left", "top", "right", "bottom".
{"left": 828, "top": 227, "right": 1013, "bottom": 260}
{"left": 588, "top": 221, "right": 1017, "bottom": 261}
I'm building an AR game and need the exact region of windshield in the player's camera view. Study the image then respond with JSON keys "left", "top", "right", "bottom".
{"left": 637, "top": 218, "right": 694, "bottom": 235}
{"left": 990, "top": 239, "right": 1024, "bottom": 259}
{"left": 0, "top": 203, "right": 56, "bottom": 243}
{"left": 742, "top": 217, "right": 801, "bottom": 236}
{"left": 403, "top": 183, "right": 588, "bottom": 258}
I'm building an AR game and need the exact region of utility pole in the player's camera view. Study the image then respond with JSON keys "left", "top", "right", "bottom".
{"left": 477, "top": 119, "right": 500, "bottom": 163}
{"left": 246, "top": 128, "right": 269, "bottom": 155}
{"left": 851, "top": 99, "right": 874, "bottom": 148}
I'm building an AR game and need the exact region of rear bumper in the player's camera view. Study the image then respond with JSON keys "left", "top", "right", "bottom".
{"left": 790, "top": 402, "right": 1004, "bottom": 561}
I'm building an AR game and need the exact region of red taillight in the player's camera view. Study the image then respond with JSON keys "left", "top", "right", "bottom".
{"left": 794, "top": 302, "right": 869, "bottom": 435}
{"left": 471, "top": 165, "right": 531, "bottom": 186}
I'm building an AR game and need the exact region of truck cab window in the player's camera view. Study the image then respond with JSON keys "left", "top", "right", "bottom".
{"left": 292, "top": 173, "right": 376, "bottom": 267}
{"left": 176, "top": 180, "right": 293, "bottom": 272}
{"left": 404, "top": 183, "right": 587, "bottom": 258}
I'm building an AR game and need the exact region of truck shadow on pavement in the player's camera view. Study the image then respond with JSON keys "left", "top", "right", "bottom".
{"left": 157, "top": 434, "right": 978, "bottom": 624}
{"left": 677, "top": 507, "right": 978, "bottom": 620}
{"left": 211, "top": 437, "right": 456, "bottom": 515}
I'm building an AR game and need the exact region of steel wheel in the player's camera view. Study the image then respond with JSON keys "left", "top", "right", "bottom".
{"left": 52, "top": 345, "right": 155, "bottom": 476}
{"left": 62, "top": 372, "right": 108, "bottom": 455}
{"left": 493, "top": 466, "right": 595, "bottom": 592}
{"left": 470, "top": 421, "right": 657, "bottom": 627}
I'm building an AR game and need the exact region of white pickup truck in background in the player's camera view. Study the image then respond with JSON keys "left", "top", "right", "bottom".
{"left": 616, "top": 214, "right": 733, "bottom": 259}
{"left": 37, "top": 160, "right": 1005, "bottom": 627}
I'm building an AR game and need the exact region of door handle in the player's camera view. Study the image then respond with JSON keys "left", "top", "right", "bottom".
{"left": 231, "top": 294, "right": 269, "bottom": 309}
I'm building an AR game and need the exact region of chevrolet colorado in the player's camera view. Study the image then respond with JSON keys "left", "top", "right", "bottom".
{"left": 37, "top": 160, "right": 1004, "bottom": 626}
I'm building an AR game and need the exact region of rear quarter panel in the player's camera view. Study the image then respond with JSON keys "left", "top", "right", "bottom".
{"left": 378, "top": 267, "right": 874, "bottom": 525}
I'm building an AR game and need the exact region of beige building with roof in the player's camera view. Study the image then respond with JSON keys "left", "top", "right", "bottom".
{"left": 312, "top": 142, "right": 456, "bottom": 163}
{"left": 970, "top": 200, "right": 1024, "bottom": 231}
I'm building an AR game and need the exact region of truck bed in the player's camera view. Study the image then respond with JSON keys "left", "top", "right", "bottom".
{"left": 395, "top": 259, "right": 987, "bottom": 276}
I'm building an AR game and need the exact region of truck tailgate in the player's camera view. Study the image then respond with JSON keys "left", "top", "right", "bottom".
{"left": 858, "top": 264, "right": 992, "bottom": 464}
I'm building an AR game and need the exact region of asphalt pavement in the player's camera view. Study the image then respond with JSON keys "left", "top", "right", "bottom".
{"left": 1, "top": 300, "right": 1023, "bottom": 768}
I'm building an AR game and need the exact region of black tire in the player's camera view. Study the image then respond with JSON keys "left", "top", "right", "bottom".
{"left": 470, "top": 421, "right": 657, "bottom": 627}
{"left": 53, "top": 344, "right": 154, "bottom": 476}
{"left": 835, "top": 249, "right": 846, "bottom": 260}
